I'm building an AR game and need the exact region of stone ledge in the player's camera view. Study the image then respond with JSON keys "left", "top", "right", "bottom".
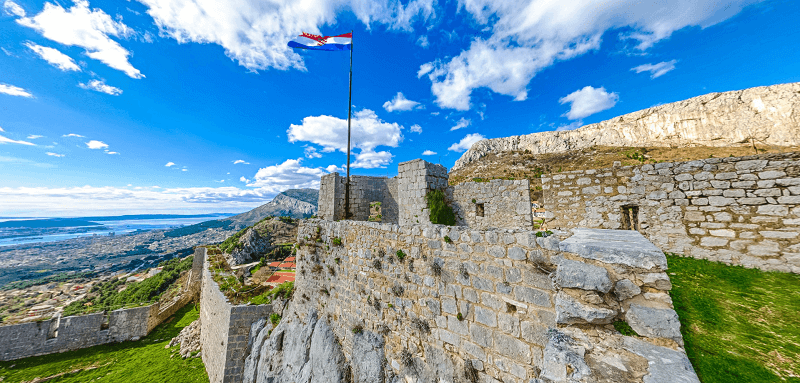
{"left": 559, "top": 229, "right": 667, "bottom": 270}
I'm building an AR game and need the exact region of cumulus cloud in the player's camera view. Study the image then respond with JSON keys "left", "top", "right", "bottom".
{"left": 450, "top": 117, "right": 471, "bottom": 131}
{"left": 0, "top": 135, "right": 36, "bottom": 146}
{"left": 79, "top": 80, "right": 122, "bottom": 95}
{"left": 85, "top": 140, "right": 108, "bottom": 149}
{"left": 410, "top": 124, "right": 422, "bottom": 133}
{"left": 63, "top": 133, "right": 84, "bottom": 138}
{"left": 136, "top": 0, "right": 434, "bottom": 72}
{"left": 383, "top": 92, "right": 421, "bottom": 112}
{"left": 448, "top": 133, "right": 485, "bottom": 152}
{"left": 304, "top": 146, "right": 322, "bottom": 159}
{"left": 246, "top": 158, "right": 331, "bottom": 192}
{"left": 24, "top": 42, "right": 80, "bottom": 71}
{"left": 45, "top": 152, "right": 64, "bottom": 157}
{"left": 420, "top": 0, "right": 758, "bottom": 110}
{"left": 631, "top": 60, "right": 678, "bottom": 79}
{"left": 422, "top": 150, "right": 436, "bottom": 155}
{"left": 0, "top": 83, "right": 33, "bottom": 98}
{"left": 17, "top": 0, "right": 143, "bottom": 78}
{"left": 288, "top": 109, "right": 403, "bottom": 167}
{"left": 559, "top": 86, "right": 618, "bottom": 120}
{"left": 239, "top": 176, "right": 249, "bottom": 183}
{"left": 165, "top": 162, "right": 175, "bottom": 167}
{"left": 3, "top": 0, "right": 24, "bottom": 17}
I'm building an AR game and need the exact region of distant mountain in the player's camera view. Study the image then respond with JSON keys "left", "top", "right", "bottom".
{"left": 225, "top": 188, "right": 319, "bottom": 227}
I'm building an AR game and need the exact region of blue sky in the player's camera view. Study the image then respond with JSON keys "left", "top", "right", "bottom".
{"left": 1, "top": 0, "right": 798, "bottom": 217}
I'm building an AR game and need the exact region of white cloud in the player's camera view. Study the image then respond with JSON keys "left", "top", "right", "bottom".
{"left": 555, "top": 121, "right": 583, "bottom": 131}
{"left": 86, "top": 140, "right": 108, "bottom": 149}
{"left": 27, "top": 135, "right": 44, "bottom": 139}
{"left": 422, "top": 150, "right": 436, "bottom": 155}
{"left": 383, "top": 92, "right": 422, "bottom": 112}
{"left": 79, "top": 80, "right": 122, "bottom": 96}
{"left": 17, "top": 0, "right": 143, "bottom": 78}
{"left": 24, "top": 42, "right": 80, "bottom": 71}
{"left": 106, "top": 151, "right": 119, "bottom": 155}
{"left": 448, "top": 133, "right": 485, "bottom": 152}
{"left": 246, "top": 158, "right": 331, "bottom": 192}
{"left": 420, "top": 0, "right": 758, "bottom": 110}
{"left": 559, "top": 86, "right": 618, "bottom": 120}
{"left": 410, "top": 124, "right": 422, "bottom": 133}
{"left": 631, "top": 60, "right": 678, "bottom": 79}
{"left": 165, "top": 162, "right": 175, "bottom": 167}
{"left": 0, "top": 83, "right": 33, "bottom": 98}
{"left": 325, "top": 164, "right": 341, "bottom": 173}
{"left": 239, "top": 176, "right": 249, "bottom": 183}
{"left": 351, "top": 150, "right": 392, "bottom": 169}
{"left": 181, "top": 168, "right": 187, "bottom": 171}
{"left": 288, "top": 109, "right": 403, "bottom": 166}
{"left": 450, "top": 117, "right": 471, "bottom": 131}
{"left": 233, "top": 159, "right": 250, "bottom": 165}
{"left": 136, "top": 0, "right": 434, "bottom": 72}
{"left": 0, "top": 134, "right": 36, "bottom": 146}
{"left": 63, "top": 133, "right": 84, "bottom": 138}
{"left": 45, "top": 152, "right": 64, "bottom": 157}
{"left": 304, "top": 146, "right": 322, "bottom": 159}
{"left": 0, "top": 127, "right": 4, "bottom": 131}
{"left": 416, "top": 35, "right": 429, "bottom": 48}
{"left": 3, "top": 0, "right": 24, "bottom": 17}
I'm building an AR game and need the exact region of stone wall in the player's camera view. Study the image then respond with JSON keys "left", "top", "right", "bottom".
{"left": 542, "top": 152, "right": 800, "bottom": 273}
{"left": 450, "top": 179, "right": 533, "bottom": 230}
{"left": 0, "top": 250, "right": 204, "bottom": 361}
{"left": 318, "top": 173, "right": 399, "bottom": 224}
{"left": 197, "top": 247, "right": 272, "bottom": 383}
{"left": 242, "top": 220, "right": 698, "bottom": 383}
{"left": 397, "top": 159, "right": 449, "bottom": 226}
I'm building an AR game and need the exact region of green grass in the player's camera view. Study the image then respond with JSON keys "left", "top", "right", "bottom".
{"left": 425, "top": 189, "right": 456, "bottom": 226}
{"left": 667, "top": 254, "right": 800, "bottom": 382}
{"left": 0, "top": 303, "right": 208, "bottom": 383}
{"left": 249, "top": 281, "right": 294, "bottom": 305}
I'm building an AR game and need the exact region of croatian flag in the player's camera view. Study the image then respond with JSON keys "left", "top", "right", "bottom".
{"left": 288, "top": 32, "right": 352, "bottom": 51}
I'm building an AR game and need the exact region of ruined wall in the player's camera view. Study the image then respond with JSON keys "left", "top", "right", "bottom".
{"left": 397, "top": 159, "right": 449, "bottom": 226}
{"left": 242, "top": 220, "right": 698, "bottom": 383}
{"left": 318, "top": 173, "right": 346, "bottom": 221}
{"left": 318, "top": 173, "right": 400, "bottom": 224}
{"left": 542, "top": 152, "right": 800, "bottom": 273}
{"left": 450, "top": 179, "right": 534, "bottom": 230}
{"left": 197, "top": 247, "right": 272, "bottom": 383}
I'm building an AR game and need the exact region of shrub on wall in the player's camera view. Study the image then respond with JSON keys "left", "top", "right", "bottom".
{"left": 425, "top": 189, "right": 456, "bottom": 226}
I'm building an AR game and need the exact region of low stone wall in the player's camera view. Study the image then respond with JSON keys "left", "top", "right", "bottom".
{"left": 542, "top": 152, "right": 800, "bottom": 273}
{"left": 198, "top": 247, "right": 272, "bottom": 383}
{"left": 0, "top": 249, "right": 205, "bottom": 361}
{"left": 243, "top": 220, "right": 697, "bottom": 382}
{"left": 450, "top": 179, "right": 533, "bottom": 230}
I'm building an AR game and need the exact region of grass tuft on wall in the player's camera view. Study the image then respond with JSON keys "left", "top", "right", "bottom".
{"left": 667, "top": 254, "right": 800, "bottom": 383}
{"left": 425, "top": 189, "right": 456, "bottom": 226}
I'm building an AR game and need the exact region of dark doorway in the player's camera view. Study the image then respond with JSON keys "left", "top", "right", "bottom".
{"left": 621, "top": 205, "right": 639, "bottom": 231}
{"left": 476, "top": 203, "right": 485, "bottom": 217}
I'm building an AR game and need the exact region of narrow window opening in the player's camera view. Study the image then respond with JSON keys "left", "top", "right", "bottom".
{"left": 476, "top": 203, "right": 485, "bottom": 217}
{"left": 621, "top": 205, "right": 640, "bottom": 231}
{"left": 101, "top": 313, "right": 110, "bottom": 330}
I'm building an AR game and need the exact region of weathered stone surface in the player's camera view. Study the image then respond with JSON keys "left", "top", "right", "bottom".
{"left": 541, "top": 329, "right": 591, "bottom": 382}
{"left": 614, "top": 279, "right": 641, "bottom": 301}
{"left": 351, "top": 330, "right": 385, "bottom": 383}
{"left": 625, "top": 304, "right": 683, "bottom": 343}
{"left": 554, "top": 258, "right": 612, "bottom": 293}
{"left": 623, "top": 337, "right": 700, "bottom": 383}
{"left": 559, "top": 229, "right": 668, "bottom": 270}
{"left": 309, "top": 319, "right": 349, "bottom": 382}
{"left": 555, "top": 292, "right": 616, "bottom": 324}
{"left": 453, "top": 82, "right": 800, "bottom": 171}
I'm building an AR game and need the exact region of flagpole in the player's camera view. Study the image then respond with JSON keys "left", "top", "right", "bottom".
{"left": 344, "top": 30, "right": 353, "bottom": 219}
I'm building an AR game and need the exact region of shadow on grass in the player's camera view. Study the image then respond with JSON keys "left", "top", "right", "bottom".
{"left": 667, "top": 254, "right": 800, "bottom": 383}
{"left": 0, "top": 302, "right": 209, "bottom": 383}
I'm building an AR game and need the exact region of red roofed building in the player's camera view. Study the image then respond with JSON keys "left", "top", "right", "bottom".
{"left": 265, "top": 271, "right": 295, "bottom": 286}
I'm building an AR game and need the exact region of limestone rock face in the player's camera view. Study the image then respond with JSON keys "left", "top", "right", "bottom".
{"left": 228, "top": 228, "right": 271, "bottom": 266}
{"left": 453, "top": 82, "right": 800, "bottom": 171}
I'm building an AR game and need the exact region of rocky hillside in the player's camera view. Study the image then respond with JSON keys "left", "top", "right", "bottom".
{"left": 226, "top": 189, "right": 318, "bottom": 227}
{"left": 453, "top": 82, "right": 800, "bottom": 171}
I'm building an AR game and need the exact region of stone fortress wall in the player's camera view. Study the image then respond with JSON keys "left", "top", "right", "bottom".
{"left": 0, "top": 249, "right": 205, "bottom": 361}
{"left": 319, "top": 159, "right": 534, "bottom": 230}
{"left": 541, "top": 152, "right": 800, "bottom": 273}
{"left": 197, "top": 247, "right": 273, "bottom": 383}
{"left": 238, "top": 159, "right": 700, "bottom": 383}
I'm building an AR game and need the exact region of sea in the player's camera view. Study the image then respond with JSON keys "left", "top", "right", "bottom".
{"left": 0, "top": 215, "right": 230, "bottom": 247}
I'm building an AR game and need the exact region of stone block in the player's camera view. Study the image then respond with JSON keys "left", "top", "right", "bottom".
{"left": 622, "top": 338, "right": 700, "bottom": 383}
{"left": 470, "top": 324, "right": 493, "bottom": 347}
{"left": 625, "top": 304, "right": 683, "bottom": 343}
{"left": 520, "top": 321, "right": 548, "bottom": 347}
{"left": 553, "top": 259, "right": 612, "bottom": 293}
{"left": 514, "top": 286, "right": 551, "bottom": 308}
{"left": 474, "top": 306, "right": 497, "bottom": 327}
{"left": 507, "top": 247, "right": 526, "bottom": 260}
{"left": 555, "top": 292, "right": 616, "bottom": 324}
{"left": 757, "top": 205, "right": 789, "bottom": 216}
{"left": 614, "top": 279, "right": 641, "bottom": 300}
{"left": 494, "top": 332, "right": 531, "bottom": 363}
{"left": 559, "top": 229, "right": 667, "bottom": 270}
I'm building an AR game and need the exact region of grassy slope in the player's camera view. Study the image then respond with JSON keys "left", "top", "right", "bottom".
{"left": 0, "top": 303, "right": 209, "bottom": 383}
{"left": 667, "top": 255, "right": 800, "bottom": 382}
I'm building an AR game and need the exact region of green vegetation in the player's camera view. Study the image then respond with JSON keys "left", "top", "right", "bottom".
{"left": 0, "top": 303, "right": 209, "bottom": 383}
{"left": 2, "top": 271, "right": 96, "bottom": 291}
{"left": 62, "top": 257, "right": 194, "bottom": 317}
{"left": 612, "top": 320, "right": 637, "bottom": 336}
{"left": 270, "top": 313, "right": 281, "bottom": 326}
{"left": 425, "top": 189, "right": 456, "bottom": 226}
{"left": 219, "top": 227, "right": 249, "bottom": 254}
{"left": 667, "top": 254, "right": 800, "bottom": 383}
{"left": 164, "top": 220, "right": 229, "bottom": 238}
{"left": 248, "top": 281, "right": 294, "bottom": 305}
{"left": 332, "top": 237, "right": 342, "bottom": 246}
{"left": 444, "top": 236, "right": 452, "bottom": 244}
{"left": 534, "top": 230, "right": 553, "bottom": 237}
{"left": 396, "top": 250, "right": 406, "bottom": 261}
